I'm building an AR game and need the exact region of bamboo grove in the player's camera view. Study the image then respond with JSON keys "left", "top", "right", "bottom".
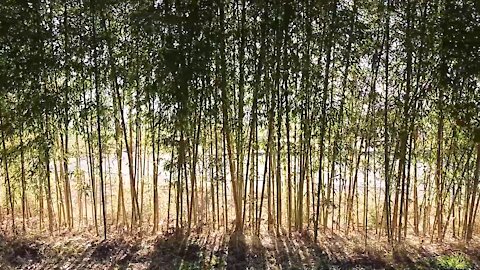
{"left": 0, "top": 0, "right": 479, "bottom": 244}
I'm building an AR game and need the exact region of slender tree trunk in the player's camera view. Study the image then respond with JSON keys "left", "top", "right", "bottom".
{"left": 466, "top": 143, "right": 480, "bottom": 241}
{"left": 1, "top": 115, "right": 15, "bottom": 233}
{"left": 109, "top": 72, "right": 127, "bottom": 229}
{"left": 44, "top": 115, "right": 54, "bottom": 234}
{"left": 84, "top": 90, "right": 99, "bottom": 236}
{"left": 75, "top": 134, "right": 83, "bottom": 227}
{"left": 20, "top": 125, "right": 27, "bottom": 232}
{"left": 167, "top": 140, "right": 174, "bottom": 230}
{"left": 91, "top": 2, "right": 107, "bottom": 239}
{"left": 151, "top": 97, "right": 159, "bottom": 232}
{"left": 315, "top": 0, "right": 337, "bottom": 241}
{"left": 384, "top": 0, "right": 392, "bottom": 242}
{"left": 62, "top": 2, "right": 73, "bottom": 230}
{"left": 100, "top": 14, "right": 140, "bottom": 228}
{"left": 218, "top": 0, "right": 241, "bottom": 232}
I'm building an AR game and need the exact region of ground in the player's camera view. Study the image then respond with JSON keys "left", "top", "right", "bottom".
{"left": 1, "top": 228, "right": 479, "bottom": 269}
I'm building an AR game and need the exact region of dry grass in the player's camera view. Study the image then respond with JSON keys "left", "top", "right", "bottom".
{"left": 1, "top": 227, "right": 480, "bottom": 269}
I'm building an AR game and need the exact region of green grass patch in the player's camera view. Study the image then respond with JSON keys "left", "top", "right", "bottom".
{"left": 434, "top": 253, "right": 473, "bottom": 270}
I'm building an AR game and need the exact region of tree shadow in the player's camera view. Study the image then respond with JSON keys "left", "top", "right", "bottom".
{"left": 1, "top": 237, "right": 42, "bottom": 267}
{"left": 2, "top": 231, "right": 480, "bottom": 269}
{"left": 148, "top": 230, "right": 193, "bottom": 270}
{"left": 226, "top": 231, "right": 249, "bottom": 270}
{"left": 147, "top": 229, "right": 268, "bottom": 270}
{"left": 147, "top": 228, "right": 228, "bottom": 269}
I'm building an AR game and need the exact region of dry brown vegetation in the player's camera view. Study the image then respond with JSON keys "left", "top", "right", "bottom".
{"left": 1, "top": 228, "right": 480, "bottom": 269}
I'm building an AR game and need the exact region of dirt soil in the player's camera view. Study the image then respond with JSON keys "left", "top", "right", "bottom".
{"left": 1, "top": 229, "right": 479, "bottom": 269}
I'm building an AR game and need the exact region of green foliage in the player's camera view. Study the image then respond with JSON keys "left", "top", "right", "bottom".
{"left": 0, "top": 0, "right": 479, "bottom": 249}
{"left": 435, "top": 254, "right": 473, "bottom": 270}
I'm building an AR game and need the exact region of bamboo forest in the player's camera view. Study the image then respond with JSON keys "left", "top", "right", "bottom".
{"left": 0, "top": 0, "right": 479, "bottom": 269}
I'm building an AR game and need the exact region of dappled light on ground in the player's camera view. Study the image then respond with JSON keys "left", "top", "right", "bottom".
{"left": 1, "top": 231, "right": 479, "bottom": 269}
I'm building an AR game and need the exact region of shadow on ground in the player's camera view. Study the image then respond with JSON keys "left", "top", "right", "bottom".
{"left": 1, "top": 230, "right": 480, "bottom": 269}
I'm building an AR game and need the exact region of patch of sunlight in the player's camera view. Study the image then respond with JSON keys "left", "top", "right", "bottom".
{"left": 435, "top": 253, "right": 473, "bottom": 270}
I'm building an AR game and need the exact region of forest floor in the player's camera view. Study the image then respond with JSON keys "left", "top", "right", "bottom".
{"left": 1, "top": 227, "right": 480, "bottom": 270}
